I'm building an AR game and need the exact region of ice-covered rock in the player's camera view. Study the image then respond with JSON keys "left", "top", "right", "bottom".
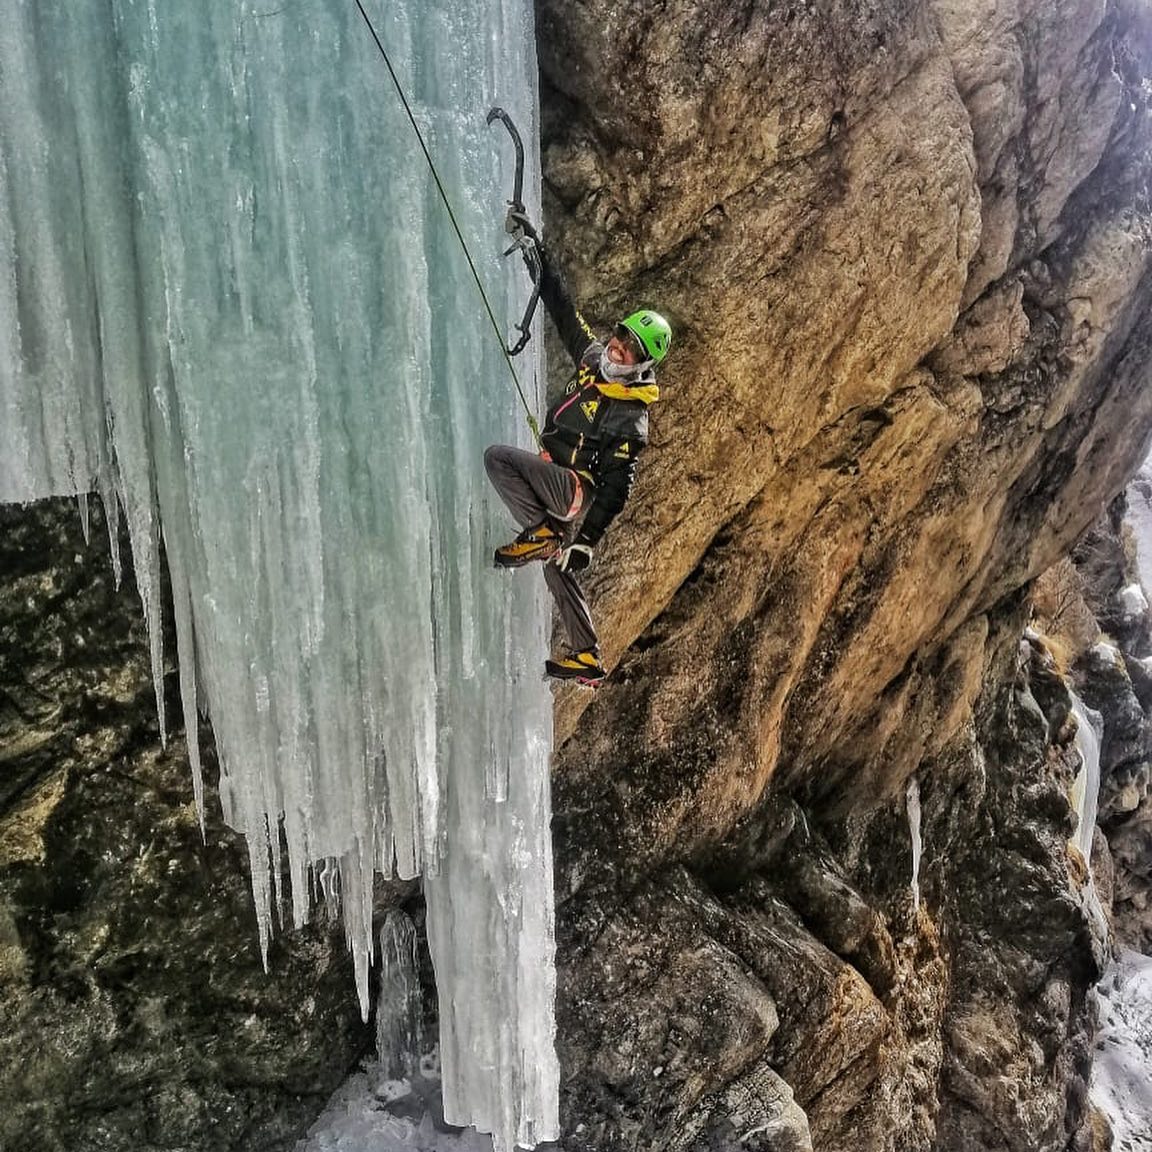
{"left": 1090, "top": 641, "right": 1124, "bottom": 668}
{"left": 1126, "top": 464, "right": 1152, "bottom": 605}
{"left": 906, "top": 776, "right": 922, "bottom": 912}
{"left": 297, "top": 1054, "right": 497, "bottom": 1152}
{"left": 1069, "top": 694, "right": 1104, "bottom": 864}
{"left": 1091, "top": 949, "right": 1152, "bottom": 1149}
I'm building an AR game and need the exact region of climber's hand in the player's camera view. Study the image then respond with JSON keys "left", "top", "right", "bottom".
{"left": 505, "top": 207, "right": 539, "bottom": 242}
{"left": 553, "top": 543, "right": 593, "bottom": 574}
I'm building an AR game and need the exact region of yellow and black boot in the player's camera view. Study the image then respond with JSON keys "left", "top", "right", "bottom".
{"left": 493, "top": 521, "right": 561, "bottom": 568}
{"left": 544, "top": 649, "right": 606, "bottom": 687}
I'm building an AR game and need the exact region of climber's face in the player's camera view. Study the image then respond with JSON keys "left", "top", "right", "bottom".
{"left": 605, "top": 326, "right": 642, "bottom": 367}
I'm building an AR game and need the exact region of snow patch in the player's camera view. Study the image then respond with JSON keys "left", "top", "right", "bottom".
{"left": 1091, "top": 641, "right": 1123, "bottom": 667}
{"left": 297, "top": 1056, "right": 495, "bottom": 1152}
{"left": 1091, "top": 950, "right": 1152, "bottom": 1150}
{"left": 1119, "top": 583, "right": 1150, "bottom": 620}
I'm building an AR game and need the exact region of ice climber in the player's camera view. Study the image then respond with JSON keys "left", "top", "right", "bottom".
{"left": 484, "top": 209, "right": 673, "bottom": 687}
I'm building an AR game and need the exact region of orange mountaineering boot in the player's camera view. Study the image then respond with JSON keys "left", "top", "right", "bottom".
{"left": 493, "top": 521, "right": 561, "bottom": 568}
{"left": 544, "top": 649, "right": 606, "bottom": 687}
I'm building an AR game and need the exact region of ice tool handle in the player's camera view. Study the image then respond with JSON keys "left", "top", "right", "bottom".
{"left": 488, "top": 107, "right": 542, "bottom": 357}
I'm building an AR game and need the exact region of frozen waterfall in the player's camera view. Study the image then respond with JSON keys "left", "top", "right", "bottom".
{"left": 1068, "top": 691, "right": 1108, "bottom": 941}
{"left": 0, "top": 0, "right": 558, "bottom": 1147}
{"left": 1069, "top": 693, "right": 1103, "bottom": 864}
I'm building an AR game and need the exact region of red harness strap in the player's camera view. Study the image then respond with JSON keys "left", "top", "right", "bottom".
{"left": 564, "top": 472, "right": 585, "bottom": 520}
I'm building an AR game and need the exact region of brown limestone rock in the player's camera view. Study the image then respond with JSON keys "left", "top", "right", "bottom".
{"left": 670, "top": 1059, "right": 812, "bottom": 1152}
{"left": 536, "top": 0, "right": 1152, "bottom": 1146}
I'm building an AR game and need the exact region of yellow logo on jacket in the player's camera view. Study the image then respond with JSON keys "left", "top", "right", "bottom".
{"left": 613, "top": 441, "right": 632, "bottom": 459}
{"left": 581, "top": 399, "right": 600, "bottom": 422}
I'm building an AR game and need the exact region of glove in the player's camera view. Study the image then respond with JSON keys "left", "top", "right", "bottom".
{"left": 553, "top": 543, "right": 593, "bottom": 574}
{"left": 505, "top": 207, "right": 539, "bottom": 242}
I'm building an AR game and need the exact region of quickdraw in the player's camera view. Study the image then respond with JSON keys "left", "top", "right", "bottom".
{"left": 487, "top": 106, "right": 542, "bottom": 357}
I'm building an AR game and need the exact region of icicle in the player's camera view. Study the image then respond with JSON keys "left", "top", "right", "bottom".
{"left": 1068, "top": 690, "right": 1110, "bottom": 941}
{"left": 906, "top": 776, "right": 922, "bottom": 913}
{"left": 77, "top": 492, "right": 90, "bottom": 543}
{"left": 103, "top": 486, "right": 123, "bottom": 589}
{"left": 165, "top": 543, "right": 205, "bottom": 834}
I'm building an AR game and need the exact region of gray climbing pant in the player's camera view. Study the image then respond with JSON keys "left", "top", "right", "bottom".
{"left": 483, "top": 444, "right": 598, "bottom": 654}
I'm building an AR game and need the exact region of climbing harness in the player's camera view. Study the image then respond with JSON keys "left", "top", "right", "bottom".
{"left": 486, "top": 107, "right": 542, "bottom": 357}
{"left": 353, "top": 0, "right": 541, "bottom": 445}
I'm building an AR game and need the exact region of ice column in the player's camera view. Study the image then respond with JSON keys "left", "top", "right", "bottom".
{"left": 1069, "top": 693, "right": 1103, "bottom": 864}
{"left": 1125, "top": 457, "right": 1152, "bottom": 596}
{"left": 906, "top": 776, "right": 922, "bottom": 912}
{"left": 376, "top": 912, "right": 423, "bottom": 1081}
{"left": 0, "top": 0, "right": 558, "bottom": 1147}
{"left": 1068, "top": 691, "right": 1109, "bottom": 940}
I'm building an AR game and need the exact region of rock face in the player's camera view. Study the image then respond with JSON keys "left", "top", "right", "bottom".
{"left": 4, "top": 2, "right": 1152, "bottom": 1151}
{"left": 533, "top": 0, "right": 1152, "bottom": 1147}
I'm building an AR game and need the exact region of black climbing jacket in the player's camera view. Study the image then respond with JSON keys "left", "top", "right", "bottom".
{"left": 536, "top": 246, "right": 658, "bottom": 548}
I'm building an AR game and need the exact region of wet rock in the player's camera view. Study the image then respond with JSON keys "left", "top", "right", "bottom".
{"left": 930, "top": 677, "right": 1102, "bottom": 1151}
{"left": 670, "top": 1059, "right": 812, "bottom": 1152}
{"left": 1055, "top": 488, "right": 1152, "bottom": 954}
{"left": 1077, "top": 641, "right": 1152, "bottom": 820}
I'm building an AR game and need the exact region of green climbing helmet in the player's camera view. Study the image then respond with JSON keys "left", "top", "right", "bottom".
{"left": 619, "top": 309, "right": 672, "bottom": 365}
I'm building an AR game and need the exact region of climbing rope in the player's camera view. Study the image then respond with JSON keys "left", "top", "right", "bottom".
{"left": 353, "top": 0, "right": 542, "bottom": 445}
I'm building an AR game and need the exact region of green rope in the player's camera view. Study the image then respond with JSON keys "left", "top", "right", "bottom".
{"left": 353, "top": 0, "right": 542, "bottom": 446}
